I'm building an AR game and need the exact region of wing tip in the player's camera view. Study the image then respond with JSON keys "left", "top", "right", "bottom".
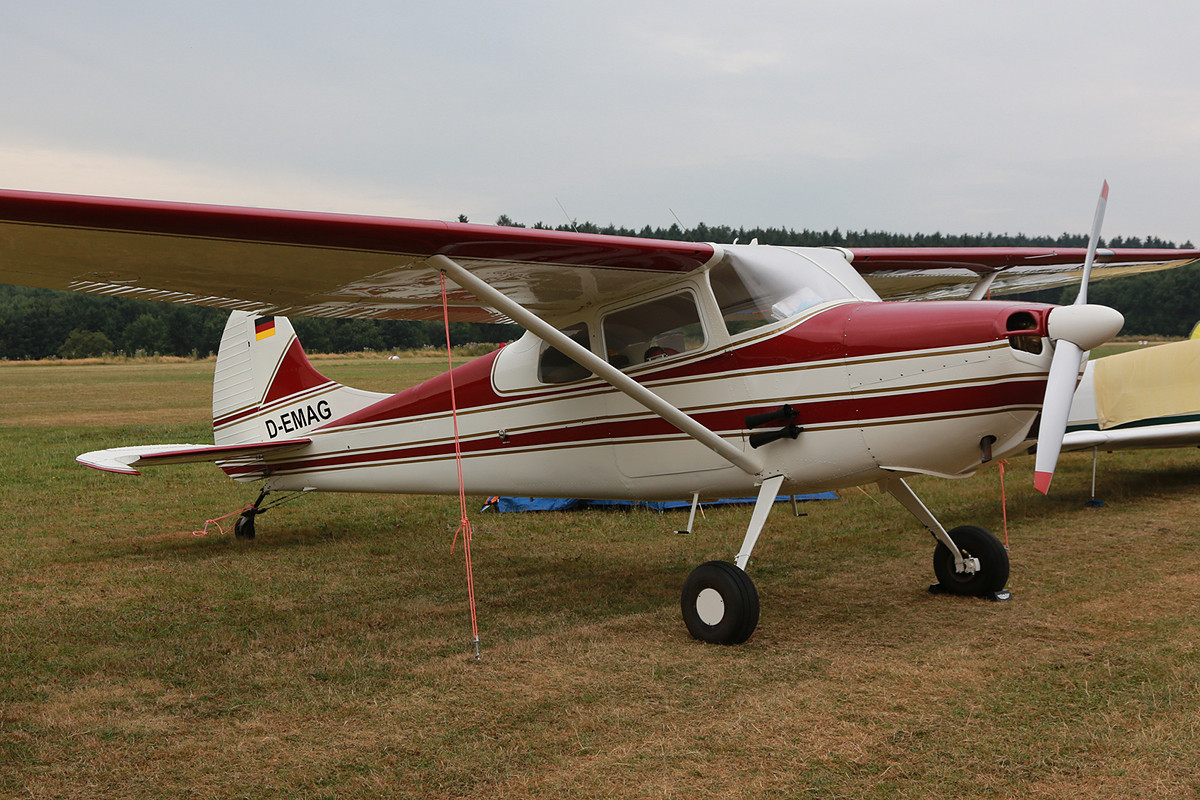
{"left": 76, "top": 454, "right": 142, "bottom": 475}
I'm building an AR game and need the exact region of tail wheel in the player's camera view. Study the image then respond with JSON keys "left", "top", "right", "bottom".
{"left": 681, "top": 561, "right": 760, "bottom": 645}
{"left": 234, "top": 513, "right": 256, "bottom": 540}
{"left": 933, "top": 525, "right": 1009, "bottom": 596}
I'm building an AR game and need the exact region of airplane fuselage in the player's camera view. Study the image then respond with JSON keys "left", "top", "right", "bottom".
{"left": 229, "top": 298, "right": 1056, "bottom": 501}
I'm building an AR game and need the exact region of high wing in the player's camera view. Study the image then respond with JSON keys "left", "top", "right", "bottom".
{"left": 3, "top": 190, "right": 1199, "bottom": 318}
{"left": 845, "top": 246, "right": 1200, "bottom": 300}
{"left": 0, "top": 189, "right": 715, "bottom": 323}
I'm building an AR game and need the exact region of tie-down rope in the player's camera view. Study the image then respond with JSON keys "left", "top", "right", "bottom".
{"left": 440, "top": 271, "right": 482, "bottom": 661}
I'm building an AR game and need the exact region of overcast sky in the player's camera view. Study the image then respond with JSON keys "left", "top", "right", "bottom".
{"left": 3, "top": 1, "right": 1198, "bottom": 243}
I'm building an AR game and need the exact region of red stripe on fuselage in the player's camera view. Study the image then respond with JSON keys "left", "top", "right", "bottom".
{"left": 213, "top": 405, "right": 261, "bottom": 430}
{"left": 248, "top": 376, "right": 1046, "bottom": 478}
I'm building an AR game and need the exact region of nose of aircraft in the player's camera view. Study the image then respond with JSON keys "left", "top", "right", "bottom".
{"left": 1034, "top": 302, "right": 1124, "bottom": 494}
{"left": 1045, "top": 304, "right": 1125, "bottom": 352}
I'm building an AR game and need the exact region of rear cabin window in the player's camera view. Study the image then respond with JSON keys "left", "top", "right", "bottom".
{"left": 602, "top": 292, "right": 705, "bottom": 368}
{"left": 537, "top": 322, "right": 592, "bottom": 384}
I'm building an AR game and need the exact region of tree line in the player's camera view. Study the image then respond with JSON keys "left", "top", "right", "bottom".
{"left": 1, "top": 219, "right": 1196, "bottom": 360}
{"left": 0, "top": 286, "right": 518, "bottom": 360}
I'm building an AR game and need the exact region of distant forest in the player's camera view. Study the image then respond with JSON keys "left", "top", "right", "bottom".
{"left": 1, "top": 218, "right": 1196, "bottom": 360}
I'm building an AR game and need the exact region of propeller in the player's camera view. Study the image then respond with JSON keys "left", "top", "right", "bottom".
{"left": 1033, "top": 181, "right": 1124, "bottom": 494}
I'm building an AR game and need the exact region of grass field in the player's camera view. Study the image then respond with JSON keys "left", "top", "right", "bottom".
{"left": 3, "top": 352, "right": 1200, "bottom": 798}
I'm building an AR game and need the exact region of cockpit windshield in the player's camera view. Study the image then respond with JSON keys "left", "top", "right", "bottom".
{"left": 709, "top": 245, "right": 879, "bottom": 334}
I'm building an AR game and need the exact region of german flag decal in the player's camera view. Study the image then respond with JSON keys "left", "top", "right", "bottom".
{"left": 255, "top": 316, "right": 276, "bottom": 341}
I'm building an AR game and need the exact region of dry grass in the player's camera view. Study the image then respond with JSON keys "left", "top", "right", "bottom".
{"left": 3, "top": 356, "right": 1200, "bottom": 798}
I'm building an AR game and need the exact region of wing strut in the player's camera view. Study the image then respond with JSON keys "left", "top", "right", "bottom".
{"left": 430, "top": 254, "right": 765, "bottom": 477}
{"left": 966, "top": 271, "right": 999, "bottom": 301}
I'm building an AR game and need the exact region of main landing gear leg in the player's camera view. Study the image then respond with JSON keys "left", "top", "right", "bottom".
{"left": 681, "top": 474, "right": 784, "bottom": 645}
{"left": 879, "top": 476, "right": 1010, "bottom": 600}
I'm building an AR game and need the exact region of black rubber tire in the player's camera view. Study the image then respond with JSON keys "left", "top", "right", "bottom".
{"left": 681, "top": 560, "right": 760, "bottom": 645}
{"left": 234, "top": 513, "right": 256, "bottom": 540}
{"left": 933, "top": 525, "right": 1008, "bottom": 596}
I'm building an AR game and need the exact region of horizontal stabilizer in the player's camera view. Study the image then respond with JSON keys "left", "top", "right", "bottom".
{"left": 77, "top": 439, "right": 311, "bottom": 475}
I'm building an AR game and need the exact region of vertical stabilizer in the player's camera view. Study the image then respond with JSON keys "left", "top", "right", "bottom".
{"left": 213, "top": 312, "right": 389, "bottom": 445}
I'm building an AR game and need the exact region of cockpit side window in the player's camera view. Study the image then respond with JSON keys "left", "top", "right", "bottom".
{"left": 709, "top": 260, "right": 776, "bottom": 334}
{"left": 602, "top": 292, "right": 705, "bottom": 368}
{"left": 709, "top": 247, "right": 868, "bottom": 336}
{"left": 537, "top": 322, "right": 592, "bottom": 384}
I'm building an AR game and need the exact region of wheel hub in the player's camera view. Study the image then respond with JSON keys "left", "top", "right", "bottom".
{"left": 695, "top": 588, "right": 725, "bottom": 625}
{"left": 956, "top": 555, "right": 981, "bottom": 575}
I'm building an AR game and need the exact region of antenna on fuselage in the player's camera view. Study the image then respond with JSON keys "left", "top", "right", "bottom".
{"left": 669, "top": 207, "right": 688, "bottom": 233}
{"left": 555, "top": 197, "right": 579, "bottom": 233}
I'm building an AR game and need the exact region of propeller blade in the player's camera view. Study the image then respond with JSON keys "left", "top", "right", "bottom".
{"left": 1034, "top": 339, "right": 1083, "bottom": 494}
{"left": 1076, "top": 180, "right": 1108, "bottom": 306}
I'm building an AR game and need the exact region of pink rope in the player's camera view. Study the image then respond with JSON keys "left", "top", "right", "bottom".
{"left": 440, "top": 271, "right": 482, "bottom": 659}
{"left": 191, "top": 505, "right": 252, "bottom": 537}
{"left": 998, "top": 459, "right": 1010, "bottom": 548}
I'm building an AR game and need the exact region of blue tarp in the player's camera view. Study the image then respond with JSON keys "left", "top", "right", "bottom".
{"left": 481, "top": 492, "right": 837, "bottom": 513}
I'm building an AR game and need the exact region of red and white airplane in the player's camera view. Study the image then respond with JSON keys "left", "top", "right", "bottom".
{"left": 2, "top": 186, "right": 1197, "bottom": 644}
